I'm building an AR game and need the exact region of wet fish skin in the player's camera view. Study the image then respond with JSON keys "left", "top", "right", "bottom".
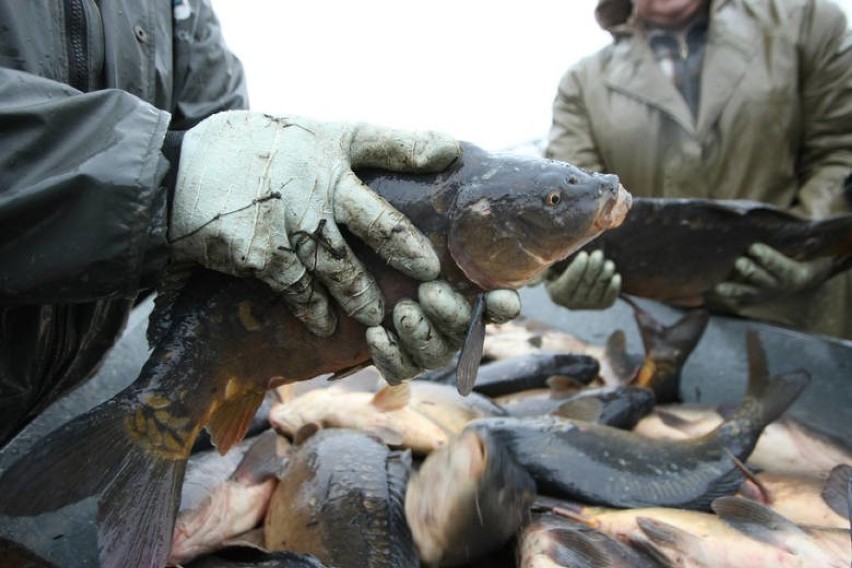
{"left": 468, "top": 331, "right": 811, "bottom": 510}
{"left": 633, "top": 405, "right": 852, "bottom": 476}
{"left": 405, "top": 428, "right": 536, "bottom": 567}
{"left": 264, "top": 428, "right": 417, "bottom": 568}
{"left": 170, "top": 431, "right": 288, "bottom": 565}
{"left": 420, "top": 352, "right": 600, "bottom": 398}
{"left": 551, "top": 385, "right": 656, "bottom": 429}
{"left": 518, "top": 511, "right": 663, "bottom": 568}
{"left": 555, "top": 197, "right": 852, "bottom": 306}
{"left": 0, "top": 143, "right": 630, "bottom": 568}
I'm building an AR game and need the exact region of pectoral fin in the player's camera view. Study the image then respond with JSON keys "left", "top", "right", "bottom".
{"left": 456, "top": 293, "right": 486, "bottom": 396}
{"left": 207, "top": 389, "right": 266, "bottom": 454}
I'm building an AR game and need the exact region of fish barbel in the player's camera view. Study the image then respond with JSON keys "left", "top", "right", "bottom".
{"left": 0, "top": 142, "right": 631, "bottom": 568}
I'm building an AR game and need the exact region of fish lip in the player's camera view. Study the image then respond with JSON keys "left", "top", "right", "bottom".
{"left": 595, "top": 184, "right": 633, "bottom": 231}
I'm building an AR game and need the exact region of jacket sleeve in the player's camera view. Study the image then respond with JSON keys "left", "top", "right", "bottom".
{"left": 792, "top": 0, "right": 852, "bottom": 218}
{"left": 0, "top": 69, "right": 172, "bottom": 305}
{"left": 169, "top": 0, "right": 249, "bottom": 130}
{"left": 544, "top": 64, "right": 607, "bottom": 173}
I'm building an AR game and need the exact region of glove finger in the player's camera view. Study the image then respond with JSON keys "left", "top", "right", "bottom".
{"left": 748, "top": 243, "right": 826, "bottom": 289}
{"left": 366, "top": 326, "right": 421, "bottom": 386}
{"left": 347, "top": 124, "right": 460, "bottom": 172}
{"left": 417, "top": 281, "right": 471, "bottom": 346}
{"left": 290, "top": 214, "right": 385, "bottom": 327}
{"left": 595, "top": 272, "right": 621, "bottom": 309}
{"left": 546, "top": 252, "right": 589, "bottom": 305}
{"left": 334, "top": 173, "right": 441, "bottom": 282}
{"left": 484, "top": 289, "right": 521, "bottom": 324}
{"left": 261, "top": 268, "right": 337, "bottom": 338}
{"left": 393, "top": 300, "right": 456, "bottom": 369}
{"left": 582, "top": 250, "right": 607, "bottom": 286}
{"left": 713, "top": 281, "right": 762, "bottom": 302}
{"left": 734, "top": 256, "right": 780, "bottom": 291}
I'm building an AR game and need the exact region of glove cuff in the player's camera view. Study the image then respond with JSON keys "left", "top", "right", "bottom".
{"left": 161, "top": 130, "right": 186, "bottom": 221}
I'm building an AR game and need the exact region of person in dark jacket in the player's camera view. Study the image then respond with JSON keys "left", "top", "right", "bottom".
{"left": 0, "top": 1, "right": 519, "bottom": 446}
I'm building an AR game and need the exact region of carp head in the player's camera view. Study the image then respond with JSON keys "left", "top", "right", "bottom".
{"left": 448, "top": 153, "right": 632, "bottom": 290}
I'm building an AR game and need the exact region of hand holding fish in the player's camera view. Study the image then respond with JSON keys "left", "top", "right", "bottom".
{"left": 169, "top": 110, "right": 460, "bottom": 337}
{"left": 367, "top": 281, "right": 521, "bottom": 384}
{"left": 709, "top": 242, "right": 834, "bottom": 308}
{"left": 545, "top": 250, "right": 621, "bottom": 310}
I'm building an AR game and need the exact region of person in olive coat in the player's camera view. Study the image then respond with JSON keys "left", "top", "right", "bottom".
{"left": 543, "top": 0, "right": 852, "bottom": 339}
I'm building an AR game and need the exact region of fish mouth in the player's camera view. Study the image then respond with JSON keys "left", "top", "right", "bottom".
{"left": 595, "top": 184, "right": 633, "bottom": 231}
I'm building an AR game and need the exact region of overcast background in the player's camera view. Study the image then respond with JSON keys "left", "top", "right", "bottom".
{"left": 211, "top": 0, "right": 852, "bottom": 152}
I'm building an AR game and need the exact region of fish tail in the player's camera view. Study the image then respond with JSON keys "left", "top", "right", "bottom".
{"left": 0, "top": 395, "right": 191, "bottom": 568}
{"left": 815, "top": 214, "right": 852, "bottom": 274}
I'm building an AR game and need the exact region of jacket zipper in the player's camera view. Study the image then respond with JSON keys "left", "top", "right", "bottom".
{"left": 63, "top": 0, "right": 89, "bottom": 91}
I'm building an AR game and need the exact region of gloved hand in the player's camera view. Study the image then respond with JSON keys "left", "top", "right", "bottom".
{"left": 169, "top": 111, "right": 459, "bottom": 337}
{"left": 709, "top": 243, "right": 833, "bottom": 308}
{"left": 544, "top": 250, "right": 621, "bottom": 310}
{"left": 365, "top": 281, "right": 521, "bottom": 384}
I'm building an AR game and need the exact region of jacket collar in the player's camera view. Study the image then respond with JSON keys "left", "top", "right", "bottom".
{"left": 602, "top": 0, "right": 757, "bottom": 136}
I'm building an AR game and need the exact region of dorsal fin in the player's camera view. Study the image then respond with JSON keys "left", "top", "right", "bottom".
{"left": 372, "top": 382, "right": 411, "bottom": 411}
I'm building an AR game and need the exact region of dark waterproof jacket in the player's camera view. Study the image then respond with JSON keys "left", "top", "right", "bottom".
{"left": 0, "top": 0, "right": 249, "bottom": 444}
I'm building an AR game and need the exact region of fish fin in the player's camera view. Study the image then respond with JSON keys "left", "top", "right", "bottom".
{"left": 724, "top": 448, "right": 768, "bottom": 502}
{"left": 293, "top": 422, "right": 321, "bottom": 445}
{"left": 546, "top": 374, "right": 586, "bottom": 395}
{"left": 551, "top": 506, "right": 601, "bottom": 530}
{"left": 626, "top": 534, "right": 681, "bottom": 568}
{"left": 0, "top": 398, "right": 187, "bottom": 568}
{"left": 636, "top": 516, "right": 700, "bottom": 548}
{"left": 741, "top": 329, "right": 810, "bottom": 425}
{"left": 547, "top": 528, "right": 612, "bottom": 566}
{"left": 821, "top": 464, "right": 852, "bottom": 518}
{"left": 231, "top": 430, "right": 288, "bottom": 485}
{"left": 274, "top": 384, "right": 295, "bottom": 404}
{"left": 666, "top": 309, "right": 710, "bottom": 351}
{"left": 604, "top": 329, "right": 633, "bottom": 384}
{"left": 222, "top": 527, "right": 269, "bottom": 552}
{"left": 654, "top": 408, "right": 695, "bottom": 430}
{"left": 712, "top": 496, "right": 806, "bottom": 550}
{"left": 621, "top": 296, "right": 664, "bottom": 353}
{"left": 456, "top": 293, "right": 486, "bottom": 396}
{"left": 371, "top": 382, "right": 411, "bottom": 411}
{"left": 206, "top": 389, "right": 266, "bottom": 455}
{"left": 551, "top": 397, "right": 604, "bottom": 423}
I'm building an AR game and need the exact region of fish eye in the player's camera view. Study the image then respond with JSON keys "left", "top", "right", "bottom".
{"left": 545, "top": 191, "right": 562, "bottom": 207}
{"left": 568, "top": 176, "right": 579, "bottom": 185}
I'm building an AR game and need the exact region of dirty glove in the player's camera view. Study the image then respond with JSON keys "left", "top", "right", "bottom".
{"left": 169, "top": 111, "right": 459, "bottom": 337}
{"left": 545, "top": 250, "right": 621, "bottom": 310}
{"left": 709, "top": 243, "right": 833, "bottom": 308}
{"left": 365, "top": 282, "right": 521, "bottom": 384}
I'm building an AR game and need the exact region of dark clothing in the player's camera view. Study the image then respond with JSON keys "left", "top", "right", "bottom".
{"left": 644, "top": 18, "right": 708, "bottom": 118}
{"left": 0, "top": 0, "right": 249, "bottom": 444}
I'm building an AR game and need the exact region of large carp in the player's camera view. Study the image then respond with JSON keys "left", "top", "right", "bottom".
{"left": 0, "top": 143, "right": 630, "bottom": 568}
{"left": 556, "top": 197, "right": 852, "bottom": 306}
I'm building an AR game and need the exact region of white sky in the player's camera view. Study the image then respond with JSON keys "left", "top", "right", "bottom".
{"left": 211, "top": 0, "right": 852, "bottom": 152}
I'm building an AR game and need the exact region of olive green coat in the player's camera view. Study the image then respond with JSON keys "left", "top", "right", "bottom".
{"left": 546, "top": 0, "right": 852, "bottom": 339}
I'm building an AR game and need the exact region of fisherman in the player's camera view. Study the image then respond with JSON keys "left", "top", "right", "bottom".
{"left": 0, "top": 1, "right": 520, "bottom": 445}
{"left": 543, "top": 0, "right": 852, "bottom": 339}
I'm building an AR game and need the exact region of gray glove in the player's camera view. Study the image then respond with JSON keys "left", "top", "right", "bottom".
{"left": 709, "top": 243, "right": 833, "bottom": 308}
{"left": 545, "top": 250, "right": 621, "bottom": 310}
{"left": 366, "top": 282, "right": 521, "bottom": 384}
{"left": 169, "top": 111, "right": 459, "bottom": 337}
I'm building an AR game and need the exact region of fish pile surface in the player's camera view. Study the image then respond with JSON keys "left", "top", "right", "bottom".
{"left": 0, "top": 143, "right": 631, "bottom": 568}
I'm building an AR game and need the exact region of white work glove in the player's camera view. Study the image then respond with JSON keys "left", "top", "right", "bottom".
{"left": 708, "top": 243, "right": 833, "bottom": 309}
{"left": 169, "top": 111, "right": 460, "bottom": 336}
{"left": 366, "top": 281, "right": 521, "bottom": 385}
{"left": 545, "top": 250, "right": 621, "bottom": 310}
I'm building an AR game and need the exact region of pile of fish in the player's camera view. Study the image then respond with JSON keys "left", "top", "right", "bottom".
{"left": 162, "top": 306, "right": 850, "bottom": 567}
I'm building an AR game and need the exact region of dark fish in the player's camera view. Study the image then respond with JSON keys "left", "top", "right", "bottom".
{"left": 554, "top": 197, "right": 852, "bottom": 306}
{"left": 467, "top": 330, "right": 810, "bottom": 510}
{"left": 405, "top": 428, "right": 536, "bottom": 567}
{"left": 420, "top": 352, "right": 600, "bottom": 398}
{"left": 518, "top": 511, "right": 662, "bottom": 568}
{"left": 0, "top": 143, "right": 631, "bottom": 567}
{"left": 551, "top": 385, "right": 656, "bottom": 429}
{"left": 263, "top": 428, "right": 416, "bottom": 568}
{"left": 620, "top": 296, "right": 709, "bottom": 403}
